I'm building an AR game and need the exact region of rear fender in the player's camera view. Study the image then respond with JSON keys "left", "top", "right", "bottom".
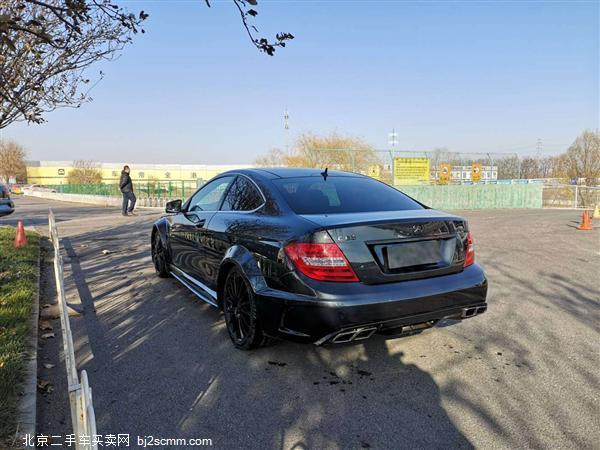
{"left": 217, "top": 246, "right": 269, "bottom": 307}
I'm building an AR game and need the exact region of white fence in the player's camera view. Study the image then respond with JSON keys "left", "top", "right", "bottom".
{"left": 49, "top": 209, "right": 98, "bottom": 450}
{"left": 26, "top": 189, "right": 167, "bottom": 209}
{"left": 542, "top": 185, "right": 600, "bottom": 209}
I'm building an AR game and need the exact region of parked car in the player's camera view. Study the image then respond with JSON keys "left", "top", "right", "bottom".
{"left": 9, "top": 184, "right": 23, "bottom": 195}
{"left": 151, "top": 168, "right": 488, "bottom": 350}
{"left": 0, "top": 184, "right": 15, "bottom": 217}
{"left": 28, "top": 184, "right": 57, "bottom": 193}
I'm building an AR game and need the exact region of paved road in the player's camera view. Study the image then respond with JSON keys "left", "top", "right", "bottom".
{"left": 8, "top": 196, "right": 599, "bottom": 449}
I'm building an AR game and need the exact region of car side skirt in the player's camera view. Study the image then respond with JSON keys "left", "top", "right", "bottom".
{"left": 170, "top": 265, "right": 219, "bottom": 308}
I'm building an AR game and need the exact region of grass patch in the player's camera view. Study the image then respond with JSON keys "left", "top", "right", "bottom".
{"left": 0, "top": 227, "right": 39, "bottom": 440}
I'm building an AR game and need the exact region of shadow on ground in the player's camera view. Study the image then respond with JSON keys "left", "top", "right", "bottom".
{"left": 41, "top": 206, "right": 599, "bottom": 449}
{"left": 56, "top": 218, "right": 474, "bottom": 449}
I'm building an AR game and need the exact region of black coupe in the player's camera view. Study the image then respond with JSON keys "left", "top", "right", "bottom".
{"left": 151, "top": 168, "right": 487, "bottom": 349}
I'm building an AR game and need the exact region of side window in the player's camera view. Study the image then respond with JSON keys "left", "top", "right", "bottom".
{"left": 187, "top": 176, "right": 235, "bottom": 212}
{"left": 221, "top": 176, "right": 264, "bottom": 212}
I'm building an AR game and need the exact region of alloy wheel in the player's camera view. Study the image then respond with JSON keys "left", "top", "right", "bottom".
{"left": 223, "top": 271, "right": 253, "bottom": 344}
{"left": 152, "top": 234, "right": 170, "bottom": 277}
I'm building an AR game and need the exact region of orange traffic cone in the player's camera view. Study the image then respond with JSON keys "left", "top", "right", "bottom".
{"left": 14, "top": 220, "right": 27, "bottom": 248}
{"left": 576, "top": 210, "right": 593, "bottom": 231}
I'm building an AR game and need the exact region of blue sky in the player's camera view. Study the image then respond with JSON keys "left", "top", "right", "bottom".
{"left": 2, "top": 0, "right": 598, "bottom": 164}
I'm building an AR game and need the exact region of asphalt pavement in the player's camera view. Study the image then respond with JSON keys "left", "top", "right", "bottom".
{"left": 5, "top": 196, "right": 599, "bottom": 449}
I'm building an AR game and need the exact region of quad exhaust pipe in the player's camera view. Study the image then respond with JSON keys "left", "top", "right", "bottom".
{"left": 319, "top": 306, "right": 487, "bottom": 345}
{"left": 461, "top": 305, "right": 487, "bottom": 318}
{"left": 331, "top": 326, "right": 378, "bottom": 344}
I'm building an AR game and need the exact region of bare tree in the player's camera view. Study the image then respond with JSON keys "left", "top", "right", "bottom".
{"left": 209, "top": 0, "right": 294, "bottom": 56}
{"left": 550, "top": 154, "right": 569, "bottom": 180}
{"left": 0, "top": 140, "right": 27, "bottom": 182}
{"left": 0, "top": 0, "right": 148, "bottom": 128}
{"left": 537, "top": 156, "right": 555, "bottom": 178}
{"left": 255, "top": 132, "right": 380, "bottom": 173}
{"left": 0, "top": 0, "right": 293, "bottom": 129}
{"left": 293, "top": 132, "right": 380, "bottom": 172}
{"left": 66, "top": 159, "right": 102, "bottom": 184}
{"left": 520, "top": 157, "right": 540, "bottom": 179}
{"left": 254, "top": 148, "right": 288, "bottom": 167}
{"left": 563, "top": 130, "right": 600, "bottom": 186}
{"left": 496, "top": 155, "right": 522, "bottom": 180}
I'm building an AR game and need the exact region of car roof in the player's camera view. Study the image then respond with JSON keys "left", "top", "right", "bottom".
{"left": 231, "top": 167, "right": 365, "bottom": 179}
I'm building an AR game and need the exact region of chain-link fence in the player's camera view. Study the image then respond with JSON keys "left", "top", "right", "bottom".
{"left": 542, "top": 185, "right": 600, "bottom": 208}
{"left": 297, "top": 148, "right": 523, "bottom": 185}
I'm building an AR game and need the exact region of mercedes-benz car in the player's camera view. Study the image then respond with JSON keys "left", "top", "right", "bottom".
{"left": 151, "top": 168, "right": 487, "bottom": 350}
{"left": 0, "top": 184, "right": 15, "bottom": 217}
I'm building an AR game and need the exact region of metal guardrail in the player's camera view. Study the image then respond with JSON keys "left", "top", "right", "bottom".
{"left": 49, "top": 209, "right": 98, "bottom": 450}
{"left": 25, "top": 189, "right": 175, "bottom": 209}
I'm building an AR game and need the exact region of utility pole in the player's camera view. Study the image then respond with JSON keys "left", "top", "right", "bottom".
{"left": 535, "top": 138, "right": 543, "bottom": 179}
{"left": 388, "top": 128, "right": 398, "bottom": 160}
{"left": 284, "top": 109, "right": 290, "bottom": 155}
{"left": 388, "top": 128, "right": 398, "bottom": 148}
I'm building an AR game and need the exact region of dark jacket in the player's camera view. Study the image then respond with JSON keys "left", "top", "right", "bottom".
{"left": 119, "top": 171, "right": 133, "bottom": 193}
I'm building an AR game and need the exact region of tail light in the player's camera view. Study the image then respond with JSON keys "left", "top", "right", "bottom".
{"left": 284, "top": 242, "right": 359, "bottom": 282}
{"left": 464, "top": 231, "right": 475, "bottom": 267}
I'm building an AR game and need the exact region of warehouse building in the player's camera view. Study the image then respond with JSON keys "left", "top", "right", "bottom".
{"left": 26, "top": 161, "right": 252, "bottom": 185}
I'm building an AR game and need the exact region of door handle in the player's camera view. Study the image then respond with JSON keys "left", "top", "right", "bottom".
{"left": 194, "top": 219, "right": 206, "bottom": 227}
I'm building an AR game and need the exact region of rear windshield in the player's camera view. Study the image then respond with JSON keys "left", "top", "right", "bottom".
{"left": 273, "top": 177, "right": 424, "bottom": 214}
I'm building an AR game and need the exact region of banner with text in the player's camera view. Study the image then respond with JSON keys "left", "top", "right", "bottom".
{"left": 393, "top": 157, "right": 430, "bottom": 185}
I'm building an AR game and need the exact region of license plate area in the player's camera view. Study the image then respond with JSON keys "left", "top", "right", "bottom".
{"left": 372, "top": 237, "right": 456, "bottom": 273}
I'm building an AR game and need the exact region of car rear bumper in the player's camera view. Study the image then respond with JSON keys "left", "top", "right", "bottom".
{"left": 255, "top": 263, "right": 488, "bottom": 344}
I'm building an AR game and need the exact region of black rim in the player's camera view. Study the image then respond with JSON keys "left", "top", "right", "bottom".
{"left": 224, "top": 272, "right": 253, "bottom": 343}
{"left": 152, "top": 235, "right": 164, "bottom": 272}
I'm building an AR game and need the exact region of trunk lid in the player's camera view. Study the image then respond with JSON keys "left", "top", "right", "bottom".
{"left": 301, "top": 210, "right": 469, "bottom": 284}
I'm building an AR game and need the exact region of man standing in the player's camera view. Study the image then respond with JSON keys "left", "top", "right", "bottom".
{"left": 119, "top": 165, "right": 136, "bottom": 216}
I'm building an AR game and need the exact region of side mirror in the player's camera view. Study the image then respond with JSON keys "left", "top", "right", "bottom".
{"left": 165, "top": 199, "right": 182, "bottom": 214}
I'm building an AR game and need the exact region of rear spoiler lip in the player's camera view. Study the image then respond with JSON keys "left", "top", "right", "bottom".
{"left": 299, "top": 210, "right": 465, "bottom": 230}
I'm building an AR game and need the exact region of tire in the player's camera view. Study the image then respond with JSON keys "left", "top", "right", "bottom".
{"left": 223, "top": 266, "right": 269, "bottom": 350}
{"left": 151, "top": 232, "right": 171, "bottom": 278}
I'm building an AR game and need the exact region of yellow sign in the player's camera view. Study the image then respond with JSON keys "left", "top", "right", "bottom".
{"left": 439, "top": 163, "right": 451, "bottom": 184}
{"left": 367, "top": 165, "right": 381, "bottom": 180}
{"left": 471, "top": 163, "right": 482, "bottom": 182}
{"left": 393, "top": 157, "right": 430, "bottom": 185}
